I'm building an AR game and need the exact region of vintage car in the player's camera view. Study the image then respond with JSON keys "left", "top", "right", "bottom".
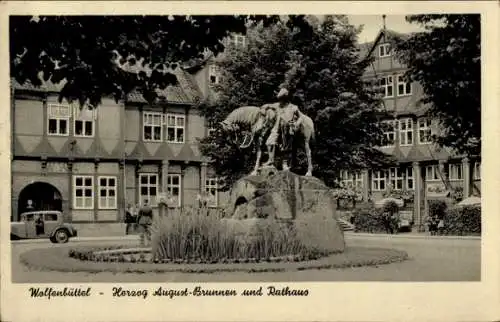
{"left": 11, "top": 210, "right": 78, "bottom": 243}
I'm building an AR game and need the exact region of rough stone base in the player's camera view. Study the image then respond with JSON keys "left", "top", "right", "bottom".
{"left": 226, "top": 169, "right": 345, "bottom": 253}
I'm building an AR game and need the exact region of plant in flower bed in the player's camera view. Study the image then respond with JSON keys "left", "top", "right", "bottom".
{"left": 382, "top": 188, "right": 414, "bottom": 204}
{"left": 331, "top": 186, "right": 363, "bottom": 210}
{"left": 150, "top": 207, "right": 324, "bottom": 264}
{"left": 449, "top": 186, "right": 464, "bottom": 203}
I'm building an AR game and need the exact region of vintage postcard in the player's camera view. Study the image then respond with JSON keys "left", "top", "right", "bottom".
{"left": 0, "top": 1, "right": 499, "bottom": 321}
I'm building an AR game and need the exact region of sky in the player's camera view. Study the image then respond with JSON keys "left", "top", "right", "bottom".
{"left": 346, "top": 15, "right": 425, "bottom": 43}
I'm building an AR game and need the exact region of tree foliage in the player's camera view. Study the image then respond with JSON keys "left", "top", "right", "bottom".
{"left": 10, "top": 15, "right": 279, "bottom": 107}
{"left": 394, "top": 14, "right": 481, "bottom": 156}
{"left": 199, "top": 15, "right": 392, "bottom": 188}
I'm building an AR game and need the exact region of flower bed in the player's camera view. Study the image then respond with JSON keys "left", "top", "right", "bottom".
{"left": 20, "top": 245, "right": 409, "bottom": 274}
{"left": 68, "top": 246, "right": 326, "bottom": 264}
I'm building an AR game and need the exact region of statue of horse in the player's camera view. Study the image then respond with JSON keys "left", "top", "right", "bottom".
{"left": 220, "top": 106, "right": 273, "bottom": 175}
{"left": 221, "top": 105, "right": 315, "bottom": 177}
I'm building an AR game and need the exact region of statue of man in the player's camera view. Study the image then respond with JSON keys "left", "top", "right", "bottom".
{"left": 261, "top": 88, "right": 305, "bottom": 169}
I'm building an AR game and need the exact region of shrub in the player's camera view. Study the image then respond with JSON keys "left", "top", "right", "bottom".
{"left": 150, "top": 207, "right": 316, "bottom": 262}
{"left": 382, "top": 200, "right": 400, "bottom": 215}
{"left": 428, "top": 199, "right": 448, "bottom": 219}
{"left": 352, "top": 204, "right": 386, "bottom": 233}
{"left": 443, "top": 205, "right": 481, "bottom": 236}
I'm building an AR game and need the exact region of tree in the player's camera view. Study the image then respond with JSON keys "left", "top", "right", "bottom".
{"left": 199, "top": 16, "right": 392, "bottom": 188}
{"left": 394, "top": 14, "right": 481, "bottom": 157}
{"left": 10, "top": 15, "right": 279, "bottom": 107}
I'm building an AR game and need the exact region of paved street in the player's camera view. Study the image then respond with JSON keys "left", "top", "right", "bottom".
{"left": 10, "top": 234, "right": 480, "bottom": 283}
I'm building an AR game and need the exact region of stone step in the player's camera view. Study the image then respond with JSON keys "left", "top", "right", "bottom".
{"left": 337, "top": 218, "right": 355, "bottom": 231}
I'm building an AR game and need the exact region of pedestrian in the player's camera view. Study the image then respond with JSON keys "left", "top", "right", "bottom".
{"left": 428, "top": 216, "right": 438, "bottom": 236}
{"left": 137, "top": 199, "right": 153, "bottom": 246}
{"left": 35, "top": 214, "right": 44, "bottom": 236}
{"left": 124, "top": 203, "right": 134, "bottom": 235}
{"left": 382, "top": 212, "right": 393, "bottom": 234}
{"left": 437, "top": 217, "right": 445, "bottom": 235}
{"left": 390, "top": 212, "right": 400, "bottom": 235}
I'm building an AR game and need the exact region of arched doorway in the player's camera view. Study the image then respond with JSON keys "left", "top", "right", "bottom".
{"left": 18, "top": 182, "right": 63, "bottom": 219}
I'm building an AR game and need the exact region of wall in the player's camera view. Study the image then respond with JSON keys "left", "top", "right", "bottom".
{"left": 125, "top": 107, "right": 141, "bottom": 142}
{"left": 188, "top": 110, "right": 207, "bottom": 143}
{"left": 14, "top": 99, "right": 44, "bottom": 136}
{"left": 125, "top": 164, "right": 137, "bottom": 206}
{"left": 183, "top": 165, "right": 200, "bottom": 207}
{"left": 99, "top": 98, "right": 123, "bottom": 156}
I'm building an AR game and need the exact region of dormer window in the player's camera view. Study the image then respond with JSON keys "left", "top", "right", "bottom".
{"left": 379, "top": 43, "right": 392, "bottom": 58}
{"left": 209, "top": 64, "right": 222, "bottom": 85}
{"left": 232, "top": 35, "right": 246, "bottom": 48}
{"left": 224, "top": 34, "right": 247, "bottom": 49}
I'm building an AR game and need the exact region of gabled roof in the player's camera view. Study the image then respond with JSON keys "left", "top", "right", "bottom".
{"left": 126, "top": 68, "right": 202, "bottom": 105}
{"left": 358, "top": 28, "right": 411, "bottom": 61}
{"left": 11, "top": 78, "right": 64, "bottom": 93}
{"left": 12, "top": 67, "right": 203, "bottom": 106}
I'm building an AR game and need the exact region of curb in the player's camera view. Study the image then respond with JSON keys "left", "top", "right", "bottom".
{"left": 12, "top": 235, "right": 140, "bottom": 244}
{"left": 344, "top": 232, "right": 481, "bottom": 240}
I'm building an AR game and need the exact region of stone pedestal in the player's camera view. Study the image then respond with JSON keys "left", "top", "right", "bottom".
{"left": 225, "top": 168, "right": 345, "bottom": 254}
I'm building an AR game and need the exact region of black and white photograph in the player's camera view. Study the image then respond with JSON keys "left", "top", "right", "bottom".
{"left": 1, "top": 2, "right": 498, "bottom": 321}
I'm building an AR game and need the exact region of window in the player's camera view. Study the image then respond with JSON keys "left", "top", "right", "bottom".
{"left": 48, "top": 103, "right": 70, "bottom": 136}
{"left": 372, "top": 170, "right": 386, "bottom": 191}
{"left": 474, "top": 162, "right": 481, "bottom": 180}
{"left": 205, "top": 178, "right": 218, "bottom": 207}
{"left": 379, "top": 76, "right": 394, "bottom": 98}
{"left": 73, "top": 106, "right": 95, "bottom": 137}
{"left": 406, "top": 167, "right": 414, "bottom": 190}
{"left": 167, "top": 114, "right": 185, "bottom": 143}
{"left": 389, "top": 167, "right": 404, "bottom": 190}
{"left": 418, "top": 118, "right": 432, "bottom": 144}
{"left": 74, "top": 120, "right": 94, "bottom": 137}
{"left": 233, "top": 35, "right": 247, "bottom": 48}
{"left": 379, "top": 43, "right": 392, "bottom": 57}
{"left": 397, "top": 74, "right": 412, "bottom": 96}
{"left": 399, "top": 118, "right": 413, "bottom": 146}
{"left": 139, "top": 174, "right": 157, "bottom": 205}
{"left": 449, "top": 164, "right": 463, "bottom": 181}
{"left": 425, "top": 165, "right": 440, "bottom": 182}
{"left": 167, "top": 174, "right": 181, "bottom": 207}
{"left": 225, "top": 34, "right": 247, "bottom": 48}
{"left": 98, "top": 176, "right": 117, "bottom": 209}
{"left": 143, "top": 112, "right": 163, "bottom": 142}
{"left": 340, "top": 170, "right": 363, "bottom": 189}
{"left": 209, "top": 64, "right": 222, "bottom": 85}
{"left": 207, "top": 127, "right": 216, "bottom": 137}
{"left": 74, "top": 176, "right": 93, "bottom": 209}
{"left": 381, "top": 120, "right": 396, "bottom": 146}
{"left": 44, "top": 213, "right": 58, "bottom": 221}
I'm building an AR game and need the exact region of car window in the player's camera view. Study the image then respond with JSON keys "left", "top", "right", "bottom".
{"left": 44, "top": 213, "right": 58, "bottom": 221}
{"left": 24, "top": 214, "right": 34, "bottom": 222}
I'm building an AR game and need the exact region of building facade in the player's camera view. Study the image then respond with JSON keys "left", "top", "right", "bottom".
{"left": 11, "top": 65, "right": 228, "bottom": 223}
{"left": 339, "top": 29, "right": 481, "bottom": 229}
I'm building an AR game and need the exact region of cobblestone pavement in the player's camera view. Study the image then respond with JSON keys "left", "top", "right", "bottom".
{"left": 10, "top": 234, "right": 480, "bottom": 283}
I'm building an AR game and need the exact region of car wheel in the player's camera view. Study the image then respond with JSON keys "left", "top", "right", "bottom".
{"left": 54, "top": 229, "right": 69, "bottom": 243}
